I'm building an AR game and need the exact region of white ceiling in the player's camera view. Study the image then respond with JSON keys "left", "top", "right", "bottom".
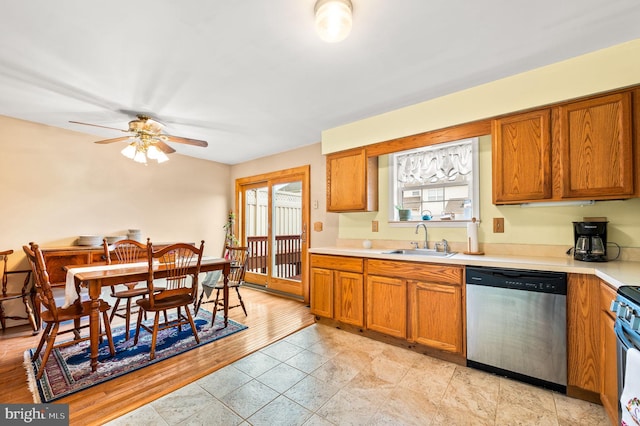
{"left": 1, "top": 1, "right": 640, "bottom": 164}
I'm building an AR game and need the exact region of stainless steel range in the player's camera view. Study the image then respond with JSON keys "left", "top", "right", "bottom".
{"left": 611, "top": 286, "right": 640, "bottom": 419}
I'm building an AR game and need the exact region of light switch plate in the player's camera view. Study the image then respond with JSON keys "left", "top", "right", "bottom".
{"left": 372, "top": 221, "right": 379, "bottom": 232}
{"left": 493, "top": 217, "right": 504, "bottom": 233}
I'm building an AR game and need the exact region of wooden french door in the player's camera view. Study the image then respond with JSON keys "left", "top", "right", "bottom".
{"left": 235, "top": 166, "right": 309, "bottom": 300}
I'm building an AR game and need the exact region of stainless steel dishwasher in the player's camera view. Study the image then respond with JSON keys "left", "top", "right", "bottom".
{"left": 466, "top": 266, "right": 567, "bottom": 393}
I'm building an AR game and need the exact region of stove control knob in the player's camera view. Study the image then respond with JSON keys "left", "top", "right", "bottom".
{"left": 617, "top": 302, "right": 628, "bottom": 318}
{"left": 610, "top": 300, "right": 620, "bottom": 312}
{"left": 631, "top": 315, "right": 640, "bottom": 331}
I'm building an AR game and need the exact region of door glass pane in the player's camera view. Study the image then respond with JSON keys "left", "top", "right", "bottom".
{"left": 272, "top": 181, "right": 302, "bottom": 281}
{"left": 245, "top": 186, "right": 268, "bottom": 280}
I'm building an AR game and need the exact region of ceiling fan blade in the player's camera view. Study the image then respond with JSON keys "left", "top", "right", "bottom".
{"left": 164, "top": 135, "right": 208, "bottom": 147}
{"left": 154, "top": 141, "right": 176, "bottom": 154}
{"left": 69, "top": 120, "right": 128, "bottom": 132}
{"left": 94, "top": 136, "right": 132, "bottom": 144}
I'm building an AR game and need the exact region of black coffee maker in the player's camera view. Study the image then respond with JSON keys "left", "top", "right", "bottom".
{"left": 573, "top": 221, "right": 608, "bottom": 262}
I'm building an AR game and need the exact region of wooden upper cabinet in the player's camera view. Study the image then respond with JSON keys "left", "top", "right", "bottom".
{"left": 492, "top": 109, "right": 552, "bottom": 203}
{"left": 493, "top": 90, "right": 636, "bottom": 204}
{"left": 558, "top": 92, "right": 634, "bottom": 199}
{"left": 326, "top": 148, "right": 378, "bottom": 212}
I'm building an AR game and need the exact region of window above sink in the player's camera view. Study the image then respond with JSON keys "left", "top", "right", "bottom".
{"left": 387, "top": 137, "right": 480, "bottom": 228}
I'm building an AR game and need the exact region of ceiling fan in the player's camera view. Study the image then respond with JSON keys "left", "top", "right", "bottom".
{"left": 70, "top": 114, "right": 208, "bottom": 163}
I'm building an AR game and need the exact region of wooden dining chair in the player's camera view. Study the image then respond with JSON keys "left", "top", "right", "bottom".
{"left": 0, "top": 249, "right": 38, "bottom": 333}
{"left": 23, "top": 243, "right": 115, "bottom": 380}
{"left": 133, "top": 241, "right": 204, "bottom": 360}
{"left": 195, "top": 246, "right": 249, "bottom": 326}
{"left": 103, "top": 238, "right": 153, "bottom": 340}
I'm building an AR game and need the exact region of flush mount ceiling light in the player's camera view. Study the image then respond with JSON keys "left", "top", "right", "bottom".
{"left": 314, "top": 0, "right": 353, "bottom": 43}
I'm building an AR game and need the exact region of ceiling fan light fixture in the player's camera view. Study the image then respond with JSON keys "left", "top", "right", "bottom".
{"left": 133, "top": 149, "right": 147, "bottom": 164}
{"left": 121, "top": 143, "right": 137, "bottom": 160}
{"left": 156, "top": 150, "right": 170, "bottom": 163}
{"left": 146, "top": 144, "right": 160, "bottom": 160}
{"left": 314, "top": 0, "right": 353, "bottom": 43}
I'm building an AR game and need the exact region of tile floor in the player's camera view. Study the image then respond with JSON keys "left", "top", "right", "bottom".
{"left": 105, "top": 323, "right": 610, "bottom": 425}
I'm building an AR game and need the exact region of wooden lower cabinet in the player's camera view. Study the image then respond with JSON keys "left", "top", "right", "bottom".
{"left": 600, "top": 282, "right": 618, "bottom": 426}
{"left": 408, "top": 280, "right": 463, "bottom": 354}
{"left": 366, "top": 259, "right": 464, "bottom": 354}
{"left": 335, "top": 271, "right": 364, "bottom": 326}
{"left": 310, "top": 267, "right": 333, "bottom": 318}
{"left": 310, "top": 255, "right": 364, "bottom": 327}
{"left": 567, "top": 273, "right": 601, "bottom": 398}
{"left": 366, "top": 275, "right": 406, "bottom": 338}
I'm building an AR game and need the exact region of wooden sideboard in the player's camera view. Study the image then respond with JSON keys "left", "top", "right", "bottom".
{"left": 40, "top": 242, "right": 180, "bottom": 286}
{"left": 40, "top": 246, "right": 108, "bottom": 286}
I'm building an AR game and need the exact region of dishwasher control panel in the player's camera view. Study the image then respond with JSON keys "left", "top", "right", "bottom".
{"left": 466, "top": 266, "right": 567, "bottom": 295}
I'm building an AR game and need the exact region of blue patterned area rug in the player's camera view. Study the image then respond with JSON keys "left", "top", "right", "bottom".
{"left": 24, "top": 310, "right": 247, "bottom": 403}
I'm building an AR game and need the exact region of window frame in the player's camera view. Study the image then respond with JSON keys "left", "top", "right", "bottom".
{"left": 387, "top": 137, "right": 480, "bottom": 228}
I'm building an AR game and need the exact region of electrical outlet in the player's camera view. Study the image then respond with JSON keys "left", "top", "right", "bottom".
{"left": 372, "top": 220, "right": 379, "bottom": 232}
{"left": 493, "top": 217, "right": 504, "bottom": 233}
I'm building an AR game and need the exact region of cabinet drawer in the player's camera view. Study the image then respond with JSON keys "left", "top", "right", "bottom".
{"left": 367, "top": 259, "right": 462, "bottom": 285}
{"left": 311, "top": 255, "right": 363, "bottom": 273}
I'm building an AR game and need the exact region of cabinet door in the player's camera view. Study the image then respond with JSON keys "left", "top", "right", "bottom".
{"left": 310, "top": 267, "right": 333, "bottom": 318}
{"left": 600, "top": 311, "right": 618, "bottom": 425}
{"left": 335, "top": 271, "right": 364, "bottom": 327}
{"left": 558, "top": 92, "right": 634, "bottom": 199}
{"left": 600, "top": 282, "right": 618, "bottom": 425}
{"left": 408, "top": 281, "right": 463, "bottom": 354}
{"left": 492, "top": 109, "right": 552, "bottom": 203}
{"left": 326, "top": 148, "right": 378, "bottom": 212}
{"left": 366, "top": 275, "right": 406, "bottom": 338}
{"left": 567, "top": 274, "right": 601, "bottom": 395}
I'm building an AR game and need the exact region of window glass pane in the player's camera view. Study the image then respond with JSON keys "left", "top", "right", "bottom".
{"left": 389, "top": 138, "right": 479, "bottom": 224}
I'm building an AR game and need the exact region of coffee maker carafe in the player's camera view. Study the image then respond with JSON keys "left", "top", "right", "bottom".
{"left": 573, "top": 221, "right": 608, "bottom": 262}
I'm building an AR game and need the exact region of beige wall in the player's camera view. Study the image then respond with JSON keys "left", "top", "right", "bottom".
{"left": 0, "top": 115, "right": 232, "bottom": 268}
{"left": 322, "top": 39, "right": 640, "bottom": 153}
{"left": 230, "top": 143, "right": 339, "bottom": 248}
{"left": 320, "top": 39, "right": 640, "bottom": 253}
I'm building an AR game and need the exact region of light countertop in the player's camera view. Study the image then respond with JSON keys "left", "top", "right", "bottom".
{"left": 309, "top": 247, "right": 640, "bottom": 289}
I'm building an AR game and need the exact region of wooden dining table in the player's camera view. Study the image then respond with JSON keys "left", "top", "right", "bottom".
{"left": 68, "top": 257, "right": 231, "bottom": 372}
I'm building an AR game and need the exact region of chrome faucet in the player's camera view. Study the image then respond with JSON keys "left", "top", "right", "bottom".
{"left": 435, "top": 239, "right": 449, "bottom": 253}
{"left": 415, "top": 223, "right": 428, "bottom": 249}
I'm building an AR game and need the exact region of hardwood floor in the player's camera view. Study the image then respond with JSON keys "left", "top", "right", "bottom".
{"left": 0, "top": 287, "right": 315, "bottom": 425}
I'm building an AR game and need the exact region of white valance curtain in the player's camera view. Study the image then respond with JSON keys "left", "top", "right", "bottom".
{"left": 396, "top": 142, "right": 472, "bottom": 185}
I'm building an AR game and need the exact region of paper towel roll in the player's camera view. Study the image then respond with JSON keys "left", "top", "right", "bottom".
{"left": 467, "top": 219, "right": 479, "bottom": 253}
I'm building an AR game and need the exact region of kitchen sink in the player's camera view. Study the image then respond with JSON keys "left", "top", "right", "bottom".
{"left": 382, "top": 249, "right": 457, "bottom": 258}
